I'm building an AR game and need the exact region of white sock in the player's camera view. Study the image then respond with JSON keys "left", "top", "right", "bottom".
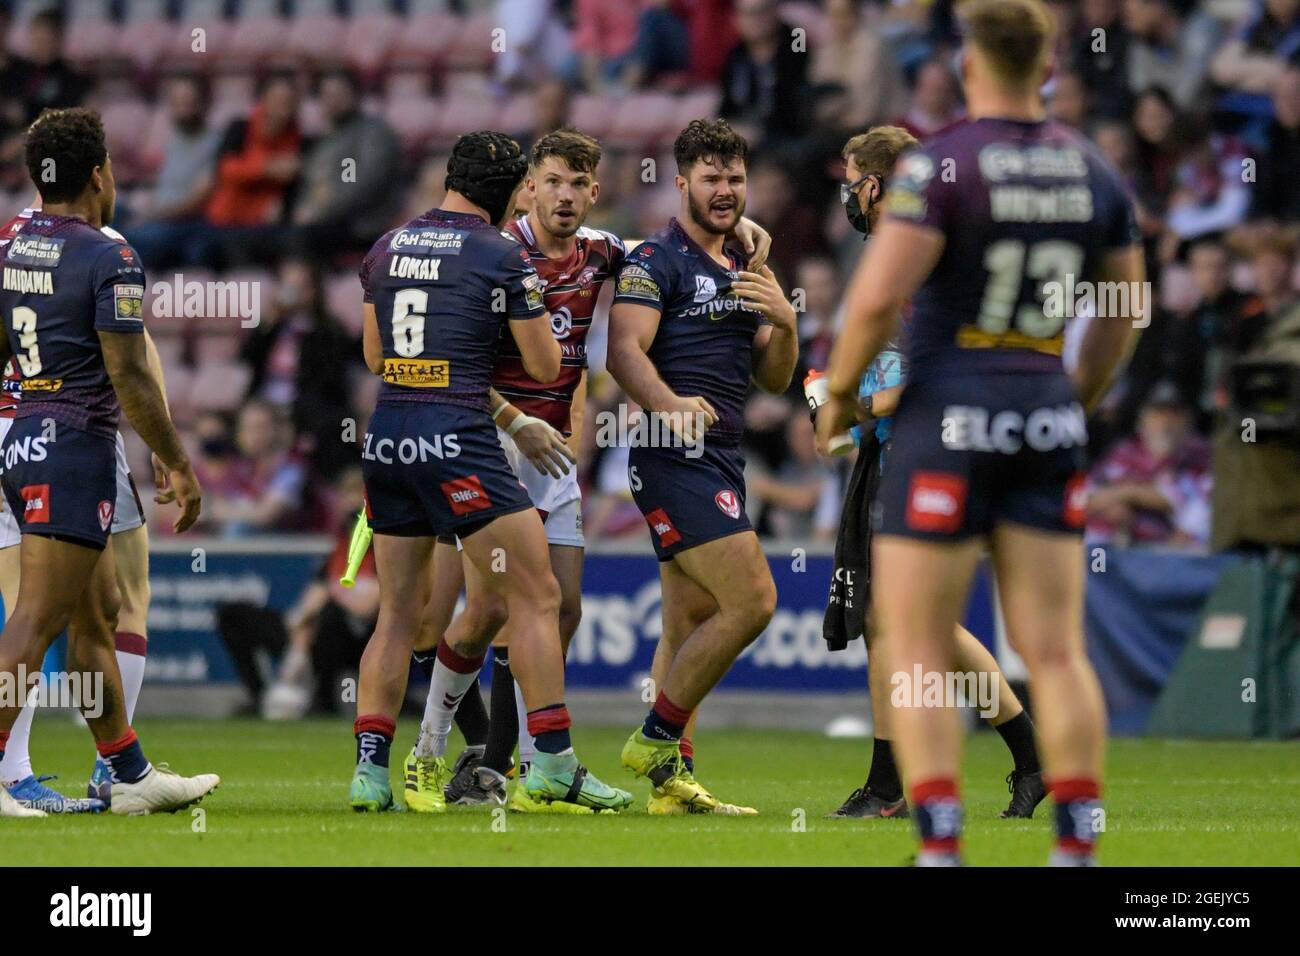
{"left": 116, "top": 636, "right": 148, "bottom": 723}
{"left": 415, "top": 643, "right": 483, "bottom": 758}
{"left": 514, "top": 682, "right": 537, "bottom": 768}
{"left": 0, "top": 686, "right": 38, "bottom": 784}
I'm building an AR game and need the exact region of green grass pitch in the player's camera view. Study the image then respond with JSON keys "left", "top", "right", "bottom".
{"left": 5, "top": 719, "right": 1298, "bottom": 866}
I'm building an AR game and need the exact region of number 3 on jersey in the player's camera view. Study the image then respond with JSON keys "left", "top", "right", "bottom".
{"left": 392, "top": 288, "right": 427, "bottom": 358}
{"left": 10, "top": 306, "right": 42, "bottom": 376}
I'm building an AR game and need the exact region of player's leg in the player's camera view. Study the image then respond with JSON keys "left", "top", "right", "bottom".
{"left": 350, "top": 531, "right": 432, "bottom": 811}
{"left": 949, "top": 623, "right": 1045, "bottom": 817}
{"left": 86, "top": 522, "right": 151, "bottom": 801}
{"left": 405, "top": 549, "right": 503, "bottom": 812}
{"left": 828, "top": 624, "right": 910, "bottom": 819}
{"left": 622, "top": 531, "right": 774, "bottom": 812}
{"left": 990, "top": 522, "right": 1105, "bottom": 865}
{"left": 459, "top": 508, "right": 630, "bottom": 812}
{"left": 872, "top": 534, "right": 983, "bottom": 865}
{"left": 64, "top": 535, "right": 218, "bottom": 815}
{"left": 500, "top": 539, "right": 584, "bottom": 811}
{"left": 0, "top": 541, "right": 38, "bottom": 794}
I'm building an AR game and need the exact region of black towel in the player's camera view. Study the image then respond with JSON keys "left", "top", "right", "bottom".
{"left": 823, "top": 434, "right": 881, "bottom": 651}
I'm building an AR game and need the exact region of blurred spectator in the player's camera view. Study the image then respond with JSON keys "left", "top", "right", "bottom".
{"left": 12, "top": 10, "right": 89, "bottom": 125}
{"left": 1132, "top": 87, "right": 1180, "bottom": 215}
{"left": 217, "top": 468, "right": 378, "bottom": 718}
{"left": 622, "top": 0, "right": 692, "bottom": 89}
{"left": 125, "top": 74, "right": 221, "bottom": 273}
{"left": 743, "top": 157, "right": 829, "bottom": 285}
{"left": 202, "top": 400, "right": 309, "bottom": 537}
{"left": 0, "top": 4, "right": 32, "bottom": 186}
{"left": 794, "top": 255, "right": 840, "bottom": 376}
{"left": 1048, "top": 71, "right": 1090, "bottom": 130}
{"left": 291, "top": 69, "right": 402, "bottom": 257}
{"left": 1250, "top": 66, "right": 1300, "bottom": 222}
{"left": 1211, "top": 0, "right": 1300, "bottom": 115}
{"left": 1086, "top": 382, "right": 1212, "bottom": 550}
{"left": 1168, "top": 240, "right": 1260, "bottom": 431}
{"left": 896, "top": 58, "right": 964, "bottom": 140}
{"left": 241, "top": 259, "right": 364, "bottom": 481}
{"left": 684, "top": 0, "right": 739, "bottom": 84}
{"left": 1163, "top": 120, "right": 1249, "bottom": 248}
{"left": 719, "top": 0, "right": 810, "bottom": 142}
{"left": 1072, "top": 0, "right": 1133, "bottom": 119}
{"left": 809, "top": 0, "right": 906, "bottom": 133}
{"left": 747, "top": 410, "right": 837, "bottom": 540}
{"left": 1123, "top": 0, "right": 1219, "bottom": 110}
{"left": 569, "top": 0, "right": 640, "bottom": 88}
{"left": 494, "top": 0, "right": 571, "bottom": 89}
{"left": 204, "top": 74, "right": 302, "bottom": 267}
{"left": 509, "top": 79, "right": 570, "bottom": 146}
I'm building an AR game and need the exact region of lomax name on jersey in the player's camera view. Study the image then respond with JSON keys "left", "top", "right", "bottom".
{"left": 389, "top": 256, "right": 442, "bottom": 280}
{"left": 389, "top": 229, "right": 465, "bottom": 254}
{"left": 2, "top": 267, "right": 53, "bottom": 294}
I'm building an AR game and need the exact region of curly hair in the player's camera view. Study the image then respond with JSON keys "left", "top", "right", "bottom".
{"left": 444, "top": 130, "right": 529, "bottom": 225}
{"left": 673, "top": 119, "right": 749, "bottom": 175}
{"left": 24, "top": 107, "right": 108, "bottom": 204}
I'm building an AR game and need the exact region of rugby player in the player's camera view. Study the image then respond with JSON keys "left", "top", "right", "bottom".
{"left": 0, "top": 200, "right": 167, "bottom": 814}
{"left": 350, "top": 130, "right": 631, "bottom": 813}
{"left": 406, "top": 128, "right": 773, "bottom": 812}
{"left": 826, "top": 126, "right": 1045, "bottom": 820}
{"left": 0, "top": 108, "right": 217, "bottom": 816}
{"left": 608, "top": 119, "right": 798, "bottom": 813}
{"left": 819, "top": 0, "right": 1142, "bottom": 865}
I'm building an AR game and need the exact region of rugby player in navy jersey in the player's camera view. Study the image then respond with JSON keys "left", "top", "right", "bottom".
{"left": 0, "top": 108, "right": 218, "bottom": 816}
{"left": 350, "top": 131, "right": 631, "bottom": 813}
{"left": 825, "top": 127, "right": 1045, "bottom": 821}
{"left": 820, "top": 0, "right": 1144, "bottom": 865}
{"left": 608, "top": 119, "right": 798, "bottom": 813}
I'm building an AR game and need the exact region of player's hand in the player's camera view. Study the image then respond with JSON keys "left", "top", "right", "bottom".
{"left": 663, "top": 395, "right": 717, "bottom": 445}
{"left": 816, "top": 390, "right": 862, "bottom": 457}
{"left": 152, "top": 452, "right": 176, "bottom": 505}
{"left": 168, "top": 461, "right": 202, "bottom": 533}
{"left": 509, "top": 415, "right": 576, "bottom": 478}
{"left": 733, "top": 266, "right": 797, "bottom": 333}
{"left": 733, "top": 216, "right": 772, "bottom": 270}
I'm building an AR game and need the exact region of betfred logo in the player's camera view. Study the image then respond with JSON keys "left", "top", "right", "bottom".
{"left": 1064, "top": 473, "right": 1088, "bottom": 528}
{"left": 20, "top": 483, "right": 49, "bottom": 524}
{"left": 441, "top": 475, "right": 492, "bottom": 516}
{"left": 98, "top": 499, "right": 114, "bottom": 531}
{"left": 905, "top": 472, "right": 967, "bottom": 534}
{"left": 645, "top": 508, "right": 681, "bottom": 548}
{"left": 714, "top": 489, "right": 740, "bottom": 520}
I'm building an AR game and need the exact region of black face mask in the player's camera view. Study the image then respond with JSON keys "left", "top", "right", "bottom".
{"left": 841, "top": 174, "right": 880, "bottom": 237}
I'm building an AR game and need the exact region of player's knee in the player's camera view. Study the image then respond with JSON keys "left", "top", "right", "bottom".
{"left": 464, "top": 592, "right": 508, "bottom": 639}
{"left": 1016, "top": 635, "right": 1077, "bottom": 673}
{"left": 517, "top": 569, "right": 561, "bottom": 621}
{"left": 728, "top": 578, "right": 776, "bottom": 639}
{"left": 558, "top": 593, "right": 582, "bottom": 643}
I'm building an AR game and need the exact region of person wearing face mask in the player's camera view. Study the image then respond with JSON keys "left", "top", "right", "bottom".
{"left": 820, "top": 127, "right": 1045, "bottom": 821}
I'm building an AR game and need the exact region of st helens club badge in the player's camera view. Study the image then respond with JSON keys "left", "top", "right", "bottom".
{"left": 715, "top": 489, "right": 740, "bottom": 520}
{"left": 98, "top": 499, "right": 114, "bottom": 531}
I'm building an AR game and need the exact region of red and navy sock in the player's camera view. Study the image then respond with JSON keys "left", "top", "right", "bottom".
{"left": 641, "top": 692, "right": 691, "bottom": 743}
{"left": 679, "top": 736, "right": 695, "bottom": 773}
{"left": 526, "top": 703, "right": 572, "bottom": 754}
{"left": 354, "top": 714, "right": 396, "bottom": 768}
{"left": 1051, "top": 777, "right": 1102, "bottom": 860}
{"left": 97, "top": 729, "right": 152, "bottom": 784}
{"left": 411, "top": 648, "right": 436, "bottom": 681}
{"left": 911, "top": 778, "right": 962, "bottom": 858}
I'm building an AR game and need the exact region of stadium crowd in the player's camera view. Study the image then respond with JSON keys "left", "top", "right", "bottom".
{"left": 1, "top": 0, "right": 1298, "bottom": 553}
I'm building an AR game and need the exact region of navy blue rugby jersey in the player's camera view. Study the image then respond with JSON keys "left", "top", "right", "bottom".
{"left": 611, "top": 218, "right": 766, "bottom": 446}
{"left": 360, "top": 208, "right": 548, "bottom": 413}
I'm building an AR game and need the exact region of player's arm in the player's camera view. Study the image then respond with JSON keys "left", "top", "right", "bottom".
{"left": 100, "top": 331, "right": 200, "bottom": 532}
{"left": 569, "top": 369, "right": 587, "bottom": 450}
{"left": 732, "top": 217, "right": 772, "bottom": 270}
{"left": 362, "top": 302, "right": 384, "bottom": 375}
{"left": 489, "top": 385, "right": 574, "bottom": 479}
{"left": 818, "top": 218, "right": 943, "bottom": 452}
{"left": 607, "top": 301, "right": 716, "bottom": 438}
{"left": 143, "top": 328, "right": 180, "bottom": 505}
{"left": 509, "top": 312, "right": 561, "bottom": 383}
{"left": 1073, "top": 244, "right": 1145, "bottom": 412}
{"left": 735, "top": 265, "right": 798, "bottom": 393}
